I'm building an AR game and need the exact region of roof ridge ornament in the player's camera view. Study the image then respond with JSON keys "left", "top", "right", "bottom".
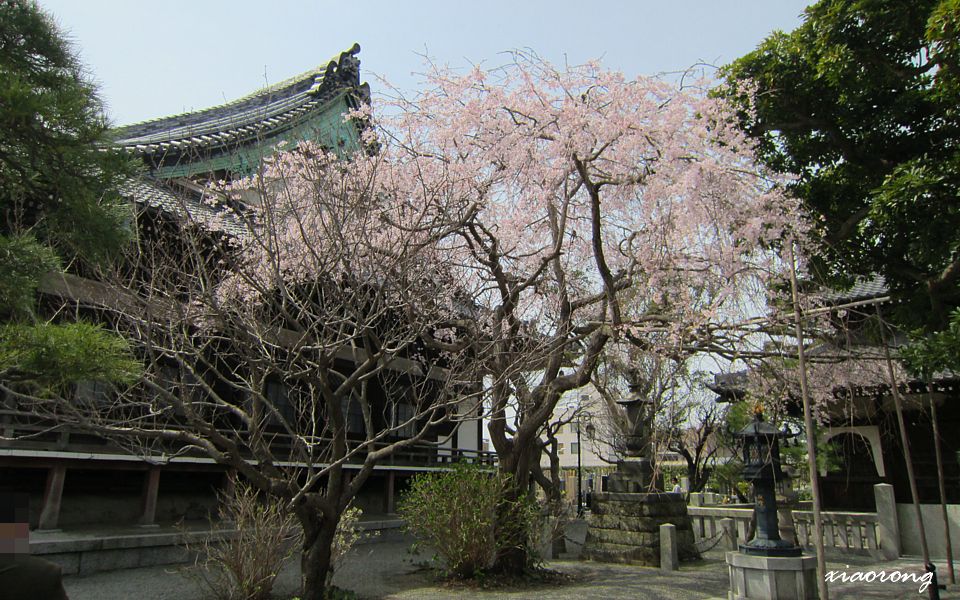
{"left": 309, "top": 43, "right": 362, "bottom": 97}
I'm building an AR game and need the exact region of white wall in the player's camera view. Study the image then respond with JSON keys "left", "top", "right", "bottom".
{"left": 456, "top": 415, "right": 480, "bottom": 452}
{"left": 897, "top": 503, "right": 960, "bottom": 559}
{"left": 455, "top": 395, "right": 481, "bottom": 453}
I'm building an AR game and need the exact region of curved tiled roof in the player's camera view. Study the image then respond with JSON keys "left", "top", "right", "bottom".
{"left": 818, "top": 276, "right": 889, "bottom": 304}
{"left": 110, "top": 44, "right": 366, "bottom": 158}
{"left": 122, "top": 179, "right": 248, "bottom": 238}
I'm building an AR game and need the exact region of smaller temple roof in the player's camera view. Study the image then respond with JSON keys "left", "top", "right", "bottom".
{"left": 817, "top": 276, "right": 889, "bottom": 305}
{"left": 123, "top": 179, "right": 247, "bottom": 238}
{"left": 110, "top": 44, "right": 367, "bottom": 160}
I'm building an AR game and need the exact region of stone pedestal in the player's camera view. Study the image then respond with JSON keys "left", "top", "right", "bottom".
{"left": 726, "top": 551, "right": 818, "bottom": 600}
{"left": 583, "top": 491, "right": 699, "bottom": 566}
{"left": 606, "top": 458, "right": 658, "bottom": 493}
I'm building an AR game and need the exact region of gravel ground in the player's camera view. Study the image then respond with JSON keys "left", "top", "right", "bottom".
{"left": 63, "top": 536, "right": 960, "bottom": 600}
{"left": 61, "top": 538, "right": 417, "bottom": 600}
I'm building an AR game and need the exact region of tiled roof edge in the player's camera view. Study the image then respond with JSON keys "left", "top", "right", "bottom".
{"left": 111, "top": 44, "right": 363, "bottom": 142}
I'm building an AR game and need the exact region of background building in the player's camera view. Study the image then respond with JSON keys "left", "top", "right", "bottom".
{"left": 540, "top": 386, "right": 616, "bottom": 508}
{"left": 0, "top": 47, "right": 489, "bottom": 532}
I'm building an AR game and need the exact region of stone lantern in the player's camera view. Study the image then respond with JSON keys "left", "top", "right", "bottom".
{"left": 583, "top": 382, "right": 700, "bottom": 566}
{"left": 726, "top": 406, "right": 817, "bottom": 600}
{"left": 616, "top": 390, "right": 655, "bottom": 458}
{"left": 608, "top": 385, "right": 657, "bottom": 492}
{"left": 737, "top": 408, "right": 800, "bottom": 557}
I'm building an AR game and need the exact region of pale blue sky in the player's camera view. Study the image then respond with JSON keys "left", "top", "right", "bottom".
{"left": 38, "top": 1, "right": 811, "bottom": 126}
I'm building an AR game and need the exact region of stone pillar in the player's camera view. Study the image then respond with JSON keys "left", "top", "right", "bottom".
{"left": 720, "top": 517, "right": 738, "bottom": 551}
{"left": 541, "top": 517, "right": 557, "bottom": 560}
{"left": 660, "top": 523, "right": 678, "bottom": 571}
{"left": 38, "top": 465, "right": 66, "bottom": 530}
{"left": 689, "top": 492, "right": 704, "bottom": 507}
{"left": 737, "top": 519, "right": 750, "bottom": 546}
{"left": 385, "top": 471, "right": 396, "bottom": 514}
{"left": 138, "top": 467, "right": 161, "bottom": 527}
{"left": 874, "top": 483, "right": 900, "bottom": 560}
{"left": 778, "top": 505, "right": 798, "bottom": 546}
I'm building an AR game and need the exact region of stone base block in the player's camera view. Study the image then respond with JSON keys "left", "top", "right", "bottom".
{"left": 583, "top": 492, "right": 699, "bottom": 567}
{"left": 608, "top": 459, "right": 654, "bottom": 492}
{"left": 726, "top": 551, "right": 818, "bottom": 600}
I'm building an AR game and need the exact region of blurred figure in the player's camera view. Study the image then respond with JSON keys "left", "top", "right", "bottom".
{"left": 0, "top": 493, "right": 69, "bottom": 600}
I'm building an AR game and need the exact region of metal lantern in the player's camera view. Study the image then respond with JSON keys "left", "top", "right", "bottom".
{"left": 736, "top": 407, "right": 801, "bottom": 557}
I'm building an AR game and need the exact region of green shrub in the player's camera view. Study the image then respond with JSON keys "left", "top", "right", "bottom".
{"left": 399, "top": 464, "right": 539, "bottom": 578}
{"left": 327, "top": 505, "right": 370, "bottom": 587}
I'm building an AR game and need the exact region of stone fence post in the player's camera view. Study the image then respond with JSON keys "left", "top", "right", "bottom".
{"left": 874, "top": 483, "right": 900, "bottom": 560}
{"left": 720, "top": 517, "right": 737, "bottom": 551}
{"left": 660, "top": 523, "right": 678, "bottom": 571}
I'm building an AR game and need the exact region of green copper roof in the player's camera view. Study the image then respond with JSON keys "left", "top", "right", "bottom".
{"left": 111, "top": 44, "right": 369, "bottom": 178}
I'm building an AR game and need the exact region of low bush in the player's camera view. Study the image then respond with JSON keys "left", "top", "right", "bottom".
{"left": 326, "top": 504, "right": 370, "bottom": 587}
{"left": 399, "top": 464, "right": 540, "bottom": 578}
{"left": 185, "top": 477, "right": 300, "bottom": 600}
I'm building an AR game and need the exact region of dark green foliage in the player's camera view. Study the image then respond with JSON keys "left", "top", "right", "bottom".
{"left": 321, "top": 587, "right": 359, "bottom": 600}
{"left": 901, "top": 308, "right": 960, "bottom": 376}
{"left": 0, "top": 234, "right": 59, "bottom": 319}
{"left": 0, "top": 321, "right": 141, "bottom": 392}
{"left": 721, "top": 0, "right": 960, "bottom": 330}
{"left": 0, "top": 0, "right": 134, "bottom": 263}
{"left": 0, "top": 0, "right": 138, "bottom": 390}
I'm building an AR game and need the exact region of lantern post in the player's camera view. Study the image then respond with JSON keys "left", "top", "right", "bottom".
{"left": 738, "top": 407, "right": 800, "bottom": 557}
{"left": 725, "top": 406, "right": 818, "bottom": 599}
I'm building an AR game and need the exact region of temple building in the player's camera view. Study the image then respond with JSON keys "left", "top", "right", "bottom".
{"left": 710, "top": 277, "right": 960, "bottom": 516}
{"left": 0, "top": 45, "right": 489, "bottom": 535}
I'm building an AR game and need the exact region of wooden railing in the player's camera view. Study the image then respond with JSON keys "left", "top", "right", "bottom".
{"left": 0, "top": 411, "right": 497, "bottom": 469}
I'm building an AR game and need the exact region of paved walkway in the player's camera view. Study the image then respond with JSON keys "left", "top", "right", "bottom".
{"left": 62, "top": 537, "right": 960, "bottom": 600}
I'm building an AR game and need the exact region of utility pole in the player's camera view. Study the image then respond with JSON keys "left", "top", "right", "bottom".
{"left": 577, "top": 417, "right": 583, "bottom": 517}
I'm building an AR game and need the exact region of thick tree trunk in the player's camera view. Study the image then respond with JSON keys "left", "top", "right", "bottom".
{"left": 491, "top": 444, "right": 534, "bottom": 574}
{"left": 298, "top": 506, "right": 340, "bottom": 600}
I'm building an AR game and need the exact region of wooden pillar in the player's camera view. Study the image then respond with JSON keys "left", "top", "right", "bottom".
{"left": 138, "top": 467, "right": 161, "bottom": 527}
{"left": 219, "top": 469, "right": 238, "bottom": 527}
{"left": 222, "top": 469, "right": 238, "bottom": 499}
{"left": 386, "top": 472, "right": 396, "bottom": 514}
{"left": 0, "top": 396, "right": 14, "bottom": 438}
{"left": 38, "top": 464, "right": 66, "bottom": 530}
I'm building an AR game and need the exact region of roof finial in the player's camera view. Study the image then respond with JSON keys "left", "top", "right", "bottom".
{"left": 310, "top": 44, "right": 362, "bottom": 97}
{"left": 336, "top": 43, "right": 361, "bottom": 87}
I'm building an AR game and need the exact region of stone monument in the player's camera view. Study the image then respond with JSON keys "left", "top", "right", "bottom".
{"left": 582, "top": 389, "right": 699, "bottom": 566}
